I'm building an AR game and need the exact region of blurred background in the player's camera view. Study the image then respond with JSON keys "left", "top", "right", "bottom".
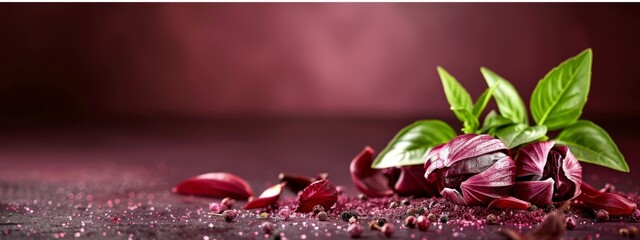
{"left": 1, "top": 3, "right": 639, "bottom": 192}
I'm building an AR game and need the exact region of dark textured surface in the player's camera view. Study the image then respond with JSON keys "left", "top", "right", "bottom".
{"left": 1, "top": 119, "right": 639, "bottom": 239}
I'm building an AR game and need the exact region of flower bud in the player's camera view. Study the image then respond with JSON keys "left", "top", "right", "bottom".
{"left": 424, "top": 134, "right": 515, "bottom": 206}
{"left": 512, "top": 141, "right": 582, "bottom": 206}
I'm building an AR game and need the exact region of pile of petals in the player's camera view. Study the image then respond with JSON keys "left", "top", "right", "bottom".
{"left": 173, "top": 171, "right": 338, "bottom": 213}
{"left": 350, "top": 134, "right": 637, "bottom": 215}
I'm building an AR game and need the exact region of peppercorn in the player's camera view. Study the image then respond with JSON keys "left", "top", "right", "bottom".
{"left": 621, "top": 228, "right": 630, "bottom": 237}
{"left": 341, "top": 211, "right": 353, "bottom": 221}
{"left": 376, "top": 217, "right": 388, "bottom": 227}
{"left": 416, "top": 207, "right": 426, "bottom": 215}
{"left": 401, "top": 199, "right": 411, "bottom": 206}
{"left": 416, "top": 216, "right": 429, "bottom": 231}
{"left": 317, "top": 211, "right": 328, "bottom": 221}
{"left": 312, "top": 205, "right": 325, "bottom": 215}
{"left": 347, "top": 223, "right": 363, "bottom": 238}
{"left": 427, "top": 213, "right": 437, "bottom": 222}
{"left": 528, "top": 205, "right": 538, "bottom": 212}
{"left": 486, "top": 214, "right": 498, "bottom": 225}
{"left": 404, "top": 216, "right": 417, "bottom": 228}
{"left": 389, "top": 201, "right": 399, "bottom": 209}
{"left": 260, "top": 221, "right": 274, "bottom": 234}
{"left": 405, "top": 208, "right": 417, "bottom": 217}
{"left": 221, "top": 197, "right": 234, "bottom": 209}
{"left": 440, "top": 214, "right": 449, "bottom": 223}
{"left": 381, "top": 224, "right": 394, "bottom": 238}
{"left": 221, "top": 210, "right": 237, "bottom": 222}
{"left": 596, "top": 210, "right": 610, "bottom": 222}
{"left": 544, "top": 204, "right": 556, "bottom": 213}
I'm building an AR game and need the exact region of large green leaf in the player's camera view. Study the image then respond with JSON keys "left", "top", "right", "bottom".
{"left": 479, "top": 110, "right": 513, "bottom": 134}
{"left": 372, "top": 120, "right": 456, "bottom": 169}
{"left": 555, "top": 120, "right": 628, "bottom": 172}
{"left": 530, "top": 49, "right": 592, "bottom": 130}
{"left": 437, "top": 67, "right": 474, "bottom": 125}
{"left": 496, "top": 123, "right": 547, "bottom": 149}
{"left": 481, "top": 67, "right": 528, "bottom": 124}
{"left": 471, "top": 82, "right": 500, "bottom": 119}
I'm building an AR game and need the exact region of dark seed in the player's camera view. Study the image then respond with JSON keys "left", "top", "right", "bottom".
{"left": 401, "top": 199, "right": 411, "bottom": 206}
{"left": 440, "top": 214, "right": 449, "bottom": 223}
{"left": 629, "top": 226, "right": 638, "bottom": 238}
{"left": 222, "top": 210, "right": 237, "bottom": 222}
{"left": 376, "top": 217, "right": 388, "bottom": 227}
{"left": 389, "top": 202, "right": 399, "bottom": 209}
{"left": 621, "top": 228, "right": 630, "bottom": 237}
{"left": 427, "top": 213, "right": 437, "bottom": 222}
{"left": 312, "top": 205, "right": 325, "bottom": 215}
{"left": 341, "top": 211, "right": 353, "bottom": 221}
{"left": 405, "top": 208, "right": 417, "bottom": 217}
{"left": 528, "top": 205, "right": 538, "bottom": 211}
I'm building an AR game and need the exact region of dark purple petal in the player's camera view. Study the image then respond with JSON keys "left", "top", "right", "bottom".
{"left": 349, "top": 147, "right": 394, "bottom": 198}
{"left": 244, "top": 182, "right": 286, "bottom": 209}
{"left": 279, "top": 173, "right": 329, "bottom": 193}
{"left": 558, "top": 146, "right": 582, "bottom": 200}
{"left": 512, "top": 179, "right": 554, "bottom": 207}
{"left": 459, "top": 156, "right": 515, "bottom": 205}
{"left": 515, "top": 141, "right": 554, "bottom": 178}
{"left": 488, "top": 197, "right": 531, "bottom": 210}
{"left": 425, "top": 134, "right": 508, "bottom": 177}
{"left": 173, "top": 172, "right": 254, "bottom": 200}
{"left": 394, "top": 165, "right": 438, "bottom": 197}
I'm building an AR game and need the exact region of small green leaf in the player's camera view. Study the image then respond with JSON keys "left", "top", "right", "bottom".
{"left": 452, "top": 108, "right": 479, "bottom": 134}
{"left": 530, "top": 49, "right": 592, "bottom": 130}
{"left": 496, "top": 124, "right": 547, "bottom": 149}
{"left": 481, "top": 67, "right": 528, "bottom": 124}
{"left": 372, "top": 120, "right": 456, "bottom": 169}
{"left": 555, "top": 120, "right": 628, "bottom": 172}
{"left": 437, "top": 67, "right": 473, "bottom": 124}
{"left": 471, "top": 82, "right": 500, "bottom": 119}
{"left": 479, "top": 110, "right": 513, "bottom": 133}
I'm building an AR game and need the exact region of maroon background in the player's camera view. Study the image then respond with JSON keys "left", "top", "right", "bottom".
{"left": 1, "top": 3, "right": 639, "bottom": 192}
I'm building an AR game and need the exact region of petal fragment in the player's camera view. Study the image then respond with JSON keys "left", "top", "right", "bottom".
{"left": 173, "top": 172, "right": 253, "bottom": 200}
{"left": 244, "top": 182, "right": 286, "bottom": 209}
{"left": 349, "top": 146, "right": 394, "bottom": 197}
{"left": 296, "top": 179, "right": 338, "bottom": 213}
{"left": 576, "top": 183, "right": 636, "bottom": 215}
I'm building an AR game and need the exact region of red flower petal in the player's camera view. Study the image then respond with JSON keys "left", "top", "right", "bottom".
{"left": 459, "top": 156, "right": 515, "bottom": 205}
{"left": 296, "top": 179, "right": 338, "bottom": 213}
{"left": 488, "top": 197, "right": 531, "bottom": 210}
{"left": 425, "top": 134, "right": 508, "bottom": 177}
{"left": 512, "top": 179, "right": 554, "bottom": 207}
{"left": 349, "top": 147, "right": 394, "bottom": 198}
{"left": 576, "top": 183, "right": 636, "bottom": 215}
{"left": 173, "top": 172, "right": 253, "bottom": 200}
{"left": 394, "top": 165, "right": 438, "bottom": 197}
{"left": 514, "top": 141, "right": 554, "bottom": 178}
{"left": 244, "top": 182, "right": 286, "bottom": 209}
{"left": 279, "top": 173, "right": 328, "bottom": 193}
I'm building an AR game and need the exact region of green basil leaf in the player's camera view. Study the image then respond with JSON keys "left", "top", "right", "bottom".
{"left": 372, "top": 120, "right": 456, "bottom": 169}
{"left": 437, "top": 67, "right": 473, "bottom": 123}
{"left": 481, "top": 67, "right": 528, "bottom": 124}
{"left": 471, "top": 82, "right": 500, "bottom": 119}
{"left": 555, "top": 120, "right": 628, "bottom": 172}
{"left": 479, "top": 110, "right": 513, "bottom": 133}
{"left": 496, "top": 123, "right": 547, "bottom": 149}
{"left": 452, "top": 108, "right": 479, "bottom": 134}
{"left": 530, "top": 49, "right": 592, "bottom": 130}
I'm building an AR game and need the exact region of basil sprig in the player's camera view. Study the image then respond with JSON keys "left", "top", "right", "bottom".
{"left": 371, "top": 48, "right": 629, "bottom": 172}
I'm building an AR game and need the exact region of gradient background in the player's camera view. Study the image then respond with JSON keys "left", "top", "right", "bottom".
{"left": 1, "top": 3, "right": 639, "bottom": 192}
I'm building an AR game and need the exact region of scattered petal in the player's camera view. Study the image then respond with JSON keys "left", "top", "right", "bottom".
{"left": 173, "top": 172, "right": 253, "bottom": 200}
{"left": 279, "top": 173, "right": 327, "bottom": 193}
{"left": 244, "top": 182, "right": 286, "bottom": 209}
{"left": 350, "top": 147, "right": 394, "bottom": 198}
{"left": 488, "top": 197, "right": 531, "bottom": 210}
{"left": 576, "top": 183, "right": 636, "bottom": 215}
{"left": 296, "top": 179, "right": 338, "bottom": 213}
